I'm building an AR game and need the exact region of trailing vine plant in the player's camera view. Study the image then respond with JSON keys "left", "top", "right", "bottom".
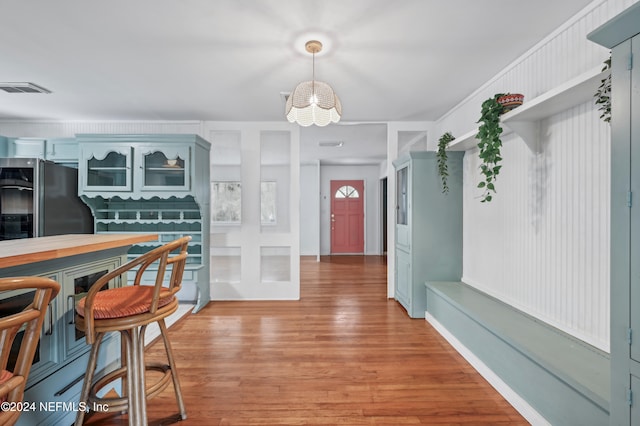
{"left": 476, "top": 94, "right": 505, "bottom": 203}
{"left": 436, "top": 132, "right": 455, "bottom": 193}
{"left": 594, "top": 55, "right": 611, "bottom": 123}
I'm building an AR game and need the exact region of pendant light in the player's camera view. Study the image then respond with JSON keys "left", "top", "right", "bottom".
{"left": 285, "top": 40, "right": 342, "bottom": 127}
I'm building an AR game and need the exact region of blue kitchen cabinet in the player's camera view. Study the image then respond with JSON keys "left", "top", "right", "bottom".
{"left": 77, "top": 134, "right": 211, "bottom": 312}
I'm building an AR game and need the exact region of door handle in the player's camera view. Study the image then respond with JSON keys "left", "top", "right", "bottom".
{"left": 45, "top": 302, "right": 54, "bottom": 335}
{"left": 67, "top": 295, "right": 75, "bottom": 325}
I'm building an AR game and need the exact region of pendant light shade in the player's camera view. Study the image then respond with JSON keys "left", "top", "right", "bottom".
{"left": 285, "top": 40, "right": 342, "bottom": 127}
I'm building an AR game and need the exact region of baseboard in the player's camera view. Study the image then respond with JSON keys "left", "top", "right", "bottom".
{"left": 425, "top": 312, "right": 550, "bottom": 426}
{"left": 144, "top": 303, "right": 194, "bottom": 346}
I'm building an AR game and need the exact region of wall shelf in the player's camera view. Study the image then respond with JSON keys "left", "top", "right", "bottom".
{"left": 447, "top": 129, "right": 479, "bottom": 151}
{"left": 447, "top": 65, "right": 608, "bottom": 153}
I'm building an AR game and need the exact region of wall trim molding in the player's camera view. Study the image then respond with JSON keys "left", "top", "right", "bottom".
{"left": 425, "top": 312, "right": 551, "bottom": 426}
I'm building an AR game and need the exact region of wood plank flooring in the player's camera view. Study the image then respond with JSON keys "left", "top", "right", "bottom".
{"left": 85, "top": 256, "right": 527, "bottom": 425}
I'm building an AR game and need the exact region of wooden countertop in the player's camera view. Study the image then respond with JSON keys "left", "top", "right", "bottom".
{"left": 0, "top": 234, "right": 158, "bottom": 269}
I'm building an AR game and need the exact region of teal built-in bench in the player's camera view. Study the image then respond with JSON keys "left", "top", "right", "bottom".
{"left": 425, "top": 281, "right": 609, "bottom": 426}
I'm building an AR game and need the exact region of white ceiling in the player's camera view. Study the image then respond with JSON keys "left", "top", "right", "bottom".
{"left": 0, "top": 0, "right": 595, "bottom": 163}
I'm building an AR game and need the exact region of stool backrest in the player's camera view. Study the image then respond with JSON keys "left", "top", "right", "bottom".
{"left": 79, "top": 236, "right": 191, "bottom": 344}
{"left": 0, "top": 276, "right": 60, "bottom": 426}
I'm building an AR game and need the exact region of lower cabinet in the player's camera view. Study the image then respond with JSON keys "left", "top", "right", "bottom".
{"left": 61, "top": 257, "right": 122, "bottom": 362}
{"left": 395, "top": 248, "right": 411, "bottom": 313}
{"left": 13, "top": 254, "right": 124, "bottom": 426}
{"left": 19, "top": 335, "right": 120, "bottom": 426}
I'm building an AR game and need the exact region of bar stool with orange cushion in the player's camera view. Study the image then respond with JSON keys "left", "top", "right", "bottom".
{"left": 0, "top": 276, "right": 60, "bottom": 426}
{"left": 74, "top": 236, "right": 191, "bottom": 425}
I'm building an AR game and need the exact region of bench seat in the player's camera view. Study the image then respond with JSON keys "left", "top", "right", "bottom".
{"left": 425, "top": 281, "right": 609, "bottom": 426}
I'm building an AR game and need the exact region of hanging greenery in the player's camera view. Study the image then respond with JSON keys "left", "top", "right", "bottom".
{"left": 436, "top": 132, "right": 455, "bottom": 194}
{"left": 476, "top": 94, "right": 505, "bottom": 203}
{"left": 594, "top": 55, "right": 611, "bottom": 124}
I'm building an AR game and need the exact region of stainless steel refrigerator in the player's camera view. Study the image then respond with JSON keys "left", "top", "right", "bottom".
{"left": 0, "top": 157, "right": 93, "bottom": 240}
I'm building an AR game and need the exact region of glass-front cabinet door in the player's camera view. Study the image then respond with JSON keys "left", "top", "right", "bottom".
{"left": 62, "top": 257, "right": 121, "bottom": 362}
{"left": 395, "top": 163, "right": 410, "bottom": 251}
{"left": 137, "top": 145, "right": 190, "bottom": 191}
{"left": 396, "top": 165, "right": 408, "bottom": 226}
{"left": 80, "top": 144, "right": 132, "bottom": 192}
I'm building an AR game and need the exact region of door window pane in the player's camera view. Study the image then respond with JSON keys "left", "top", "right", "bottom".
{"left": 396, "top": 167, "right": 408, "bottom": 225}
{"left": 335, "top": 185, "right": 359, "bottom": 199}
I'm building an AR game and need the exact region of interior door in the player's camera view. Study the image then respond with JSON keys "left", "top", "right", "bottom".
{"left": 330, "top": 180, "right": 364, "bottom": 254}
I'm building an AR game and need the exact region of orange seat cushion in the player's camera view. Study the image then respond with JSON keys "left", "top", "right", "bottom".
{"left": 1, "top": 369, "right": 13, "bottom": 402}
{"left": 75, "top": 286, "right": 174, "bottom": 319}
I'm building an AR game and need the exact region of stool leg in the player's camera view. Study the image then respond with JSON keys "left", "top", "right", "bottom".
{"left": 120, "top": 328, "right": 128, "bottom": 405}
{"left": 75, "top": 332, "right": 104, "bottom": 426}
{"left": 137, "top": 325, "right": 149, "bottom": 426}
{"left": 159, "top": 318, "right": 187, "bottom": 419}
{"left": 122, "top": 328, "right": 142, "bottom": 426}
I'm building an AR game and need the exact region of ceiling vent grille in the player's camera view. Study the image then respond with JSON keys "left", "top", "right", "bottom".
{"left": 318, "top": 141, "right": 344, "bottom": 147}
{"left": 0, "top": 82, "right": 52, "bottom": 94}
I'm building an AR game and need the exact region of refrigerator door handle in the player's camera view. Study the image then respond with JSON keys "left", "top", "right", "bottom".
{"left": 1, "top": 185, "right": 33, "bottom": 191}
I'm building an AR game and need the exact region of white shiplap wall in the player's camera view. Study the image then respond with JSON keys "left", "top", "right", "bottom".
{"left": 0, "top": 120, "right": 204, "bottom": 138}
{"left": 435, "top": 0, "right": 639, "bottom": 351}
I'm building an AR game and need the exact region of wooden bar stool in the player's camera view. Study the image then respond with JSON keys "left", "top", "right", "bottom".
{"left": 74, "top": 236, "right": 191, "bottom": 425}
{"left": 1, "top": 276, "right": 60, "bottom": 426}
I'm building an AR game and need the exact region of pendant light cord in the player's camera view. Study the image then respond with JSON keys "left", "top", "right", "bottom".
{"left": 312, "top": 50, "right": 316, "bottom": 101}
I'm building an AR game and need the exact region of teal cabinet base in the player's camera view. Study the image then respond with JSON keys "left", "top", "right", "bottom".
{"left": 426, "top": 281, "right": 609, "bottom": 426}
{"left": 1, "top": 248, "right": 128, "bottom": 426}
{"left": 16, "top": 337, "right": 120, "bottom": 426}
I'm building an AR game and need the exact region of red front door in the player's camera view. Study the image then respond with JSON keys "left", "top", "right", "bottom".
{"left": 330, "top": 180, "right": 365, "bottom": 254}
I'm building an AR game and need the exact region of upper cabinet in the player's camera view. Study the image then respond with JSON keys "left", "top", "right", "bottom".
{"left": 77, "top": 134, "right": 201, "bottom": 196}
{"left": 8, "top": 137, "right": 79, "bottom": 163}
{"left": 138, "top": 144, "right": 190, "bottom": 191}
{"left": 10, "top": 138, "right": 46, "bottom": 158}
{"left": 0, "top": 136, "right": 7, "bottom": 156}
{"left": 81, "top": 143, "right": 133, "bottom": 192}
{"left": 45, "top": 138, "right": 79, "bottom": 163}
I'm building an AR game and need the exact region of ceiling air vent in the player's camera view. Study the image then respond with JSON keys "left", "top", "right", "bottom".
{"left": 0, "top": 82, "right": 52, "bottom": 94}
{"left": 318, "top": 141, "right": 344, "bottom": 147}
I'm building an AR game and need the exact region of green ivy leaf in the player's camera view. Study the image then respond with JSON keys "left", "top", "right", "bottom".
{"left": 476, "top": 93, "right": 506, "bottom": 203}
{"left": 436, "top": 131, "right": 455, "bottom": 194}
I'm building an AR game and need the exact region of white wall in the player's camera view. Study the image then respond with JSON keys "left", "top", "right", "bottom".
{"left": 300, "top": 163, "right": 320, "bottom": 256}
{"left": 432, "top": 0, "right": 640, "bottom": 351}
{"left": 300, "top": 162, "right": 382, "bottom": 257}
{"left": 207, "top": 123, "right": 301, "bottom": 301}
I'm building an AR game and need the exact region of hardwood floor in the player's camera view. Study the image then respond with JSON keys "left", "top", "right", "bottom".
{"left": 85, "top": 256, "right": 527, "bottom": 425}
